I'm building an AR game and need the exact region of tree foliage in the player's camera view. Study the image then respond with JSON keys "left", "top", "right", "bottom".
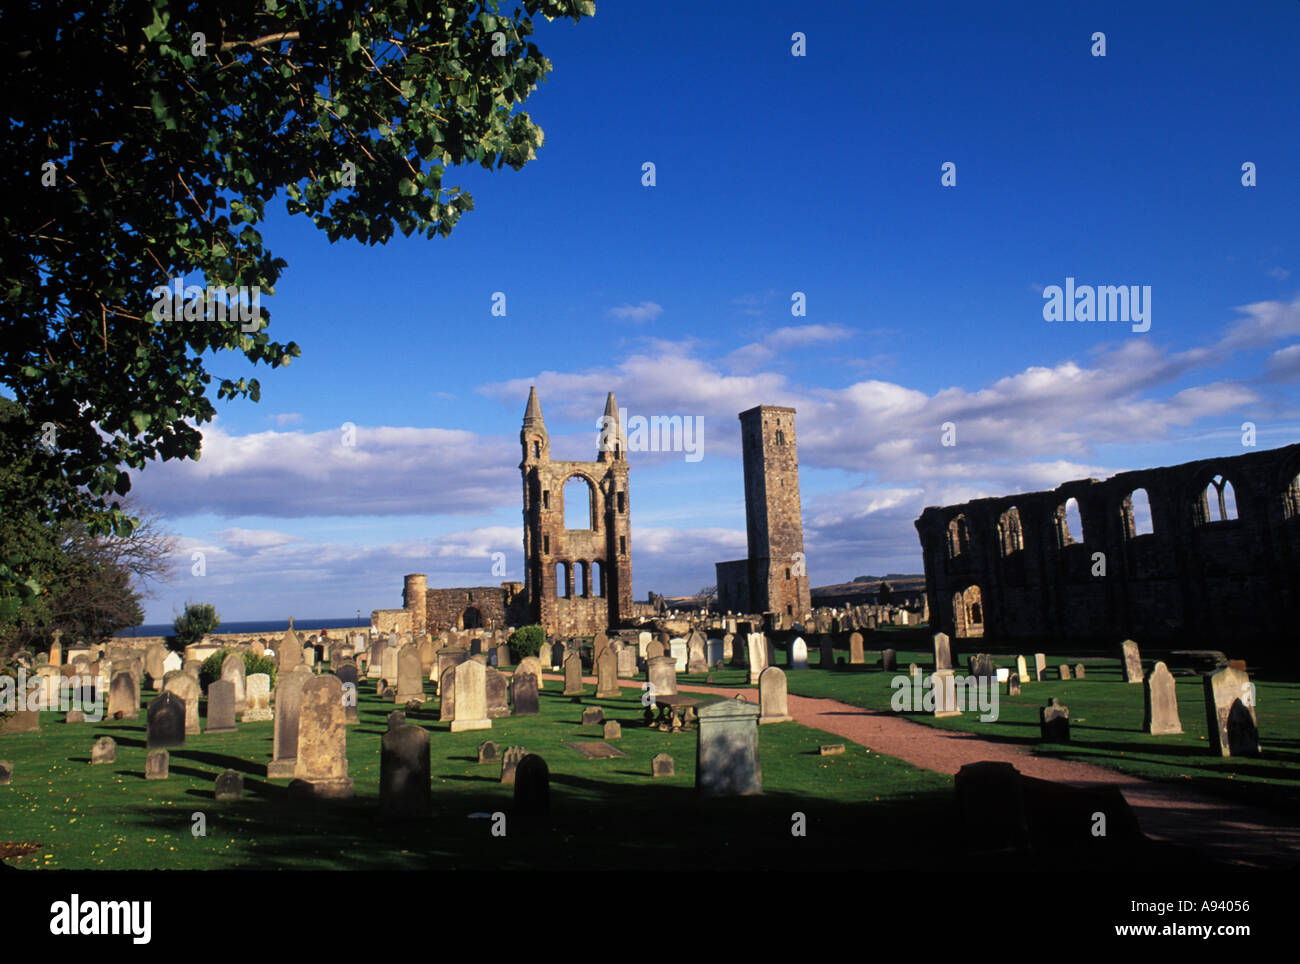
{"left": 0, "top": 0, "right": 595, "bottom": 598}
{"left": 507, "top": 623, "right": 544, "bottom": 659}
{"left": 172, "top": 600, "right": 221, "bottom": 650}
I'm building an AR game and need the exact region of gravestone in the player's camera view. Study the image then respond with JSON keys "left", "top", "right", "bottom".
{"left": 595, "top": 646, "right": 619, "bottom": 698}
{"left": 485, "top": 666, "right": 510, "bottom": 718}
{"left": 669, "top": 639, "right": 688, "bottom": 672}
{"left": 563, "top": 652, "right": 584, "bottom": 696}
{"left": 647, "top": 640, "right": 665, "bottom": 661}
{"left": 617, "top": 645, "right": 638, "bottom": 678}
{"left": 880, "top": 648, "right": 897, "bottom": 672}
{"left": 146, "top": 692, "right": 186, "bottom": 749}
{"left": 1074, "top": 663, "right": 1086, "bottom": 680}
{"left": 512, "top": 670, "right": 540, "bottom": 715}
{"left": 164, "top": 651, "right": 183, "bottom": 675}
{"left": 333, "top": 664, "right": 358, "bottom": 724}
{"left": 538, "top": 641, "right": 553, "bottom": 668}
{"left": 696, "top": 698, "right": 762, "bottom": 797}
{"left": 593, "top": 630, "right": 610, "bottom": 663}
{"left": 1058, "top": 664, "right": 1072, "bottom": 681}
{"left": 789, "top": 637, "right": 809, "bottom": 671}
{"left": 909, "top": 663, "right": 921, "bottom": 678}
{"left": 651, "top": 753, "right": 674, "bottom": 778}
{"left": 221, "top": 653, "right": 247, "bottom": 714}
{"left": 145, "top": 645, "right": 168, "bottom": 686}
{"left": 214, "top": 769, "right": 243, "bottom": 802}
{"left": 1203, "top": 666, "right": 1260, "bottom": 757}
{"left": 706, "top": 638, "right": 724, "bottom": 668}
{"left": 819, "top": 636, "right": 834, "bottom": 668}
{"left": 1007, "top": 672, "right": 1021, "bottom": 697}
{"left": 1016, "top": 655, "right": 1030, "bottom": 684}
{"left": 183, "top": 658, "right": 202, "bottom": 681}
{"left": 163, "top": 673, "right": 201, "bottom": 734}
{"left": 449, "top": 659, "right": 492, "bottom": 732}
{"left": 145, "top": 749, "right": 169, "bottom": 780}
{"left": 439, "top": 667, "right": 456, "bottom": 721}
{"left": 244, "top": 672, "right": 273, "bottom": 722}
{"left": 396, "top": 646, "right": 425, "bottom": 704}
{"left": 91, "top": 736, "right": 116, "bottom": 765}
{"left": 279, "top": 624, "right": 304, "bottom": 673}
{"left": 648, "top": 656, "right": 678, "bottom": 697}
{"left": 516, "top": 656, "right": 543, "bottom": 694}
{"left": 435, "top": 647, "right": 468, "bottom": 694}
{"left": 603, "top": 720, "right": 621, "bottom": 740}
{"left": 1143, "top": 661, "right": 1182, "bottom": 735}
{"left": 478, "top": 741, "right": 499, "bottom": 764}
{"left": 1040, "top": 697, "right": 1070, "bottom": 742}
{"left": 206, "top": 679, "right": 238, "bottom": 733}
{"left": 367, "top": 639, "right": 386, "bottom": 679}
{"left": 386, "top": 710, "right": 406, "bottom": 730}
{"left": 108, "top": 671, "right": 139, "bottom": 720}
{"left": 954, "top": 761, "right": 1030, "bottom": 854}
{"left": 968, "top": 654, "right": 994, "bottom": 680}
{"left": 381, "top": 645, "right": 399, "bottom": 687}
{"left": 514, "top": 754, "right": 550, "bottom": 816}
{"left": 746, "top": 633, "right": 769, "bottom": 684}
{"left": 1034, "top": 653, "right": 1047, "bottom": 682}
{"left": 933, "top": 633, "right": 952, "bottom": 671}
{"left": 849, "top": 632, "right": 864, "bottom": 665}
{"left": 758, "top": 666, "right": 793, "bottom": 724}
{"left": 293, "top": 674, "right": 354, "bottom": 798}
{"left": 931, "top": 669, "right": 961, "bottom": 718}
{"left": 495, "top": 643, "right": 510, "bottom": 669}
{"left": 380, "top": 724, "right": 432, "bottom": 817}
{"left": 581, "top": 706, "right": 604, "bottom": 726}
{"left": 1120, "top": 639, "right": 1144, "bottom": 683}
{"left": 687, "top": 632, "right": 708, "bottom": 674}
{"left": 268, "top": 665, "right": 312, "bottom": 778}
{"left": 500, "top": 745, "right": 528, "bottom": 785}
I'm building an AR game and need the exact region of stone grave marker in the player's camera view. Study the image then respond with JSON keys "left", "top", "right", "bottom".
{"left": 581, "top": 706, "right": 604, "bottom": 726}
{"left": 214, "top": 769, "right": 243, "bottom": 802}
{"left": 500, "top": 745, "right": 528, "bottom": 785}
{"left": 333, "top": 664, "right": 358, "bottom": 724}
{"left": 789, "top": 637, "right": 808, "bottom": 671}
{"left": 396, "top": 646, "right": 425, "bottom": 704}
{"left": 1016, "top": 654, "right": 1030, "bottom": 683}
{"left": 1059, "top": 664, "right": 1072, "bottom": 681}
{"left": 603, "top": 720, "right": 621, "bottom": 740}
{"left": 244, "top": 672, "right": 273, "bottom": 722}
{"left": 696, "top": 698, "right": 762, "bottom": 797}
{"left": 563, "top": 652, "right": 584, "bottom": 696}
{"left": 595, "top": 646, "right": 619, "bottom": 698}
{"left": 932, "top": 669, "right": 961, "bottom": 718}
{"left": 648, "top": 656, "right": 678, "bottom": 697}
{"left": 146, "top": 692, "right": 185, "bottom": 749}
{"left": 1203, "top": 666, "right": 1260, "bottom": 757}
{"left": 1034, "top": 653, "right": 1047, "bottom": 682}
{"left": 758, "top": 666, "right": 793, "bottom": 724}
{"left": 107, "top": 671, "right": 139, "bottom": 720}
{"left": 516, "top": 656, "right": 543, "bottom": 694}
{"left": 746, "top": 633, "right": 769, "bottom": 684}
{"left": 512, "top": 669, "right": 539, "bottom": 715}
{"left": 687, "top": 631, "right": 708, "bottom": 674}
{"left": 849, "top": 632, "right": 865, "bottom": 665}
{"left": 449, "top": 659, "right": 492, "bottom": 732}
{"left": 954, "top": 761, "right": 1030, "bottom": 854}
{"left": 1040, "top": 697, "right": 1070, "bottom": 742}
{"left": 380, "top": 724, "right": 432, "bottom": 817}
{"left": 478, "top": 741, "right": 499, "bottom": 764}
{"left": 163, "top": 674, "right": 202, "bottom": 734}
{"left": 221, "top": 653, "right": 247, "bottom": 714}
{"left": 293, "top": 674, "right": 354, "bottom": 798}
{"left": 1143, "top": 661, "right": 1182, "bottom": 735}
{"left": 145, "top": 749, "right": 169, "bottom": 780}
{"left": 485, "top": 666, "right": 510, "bottom": 718}
{"left": 880, "top": 648, "right": 897, "bottom": 672}
{"left": 1121, "top": 639, "right": 1144, "bottom": 683}
{"left": 268, "top": 665, "right": 312, "bottom": 778}
{"left": 514, "top": 754, "right": 550, "bottom": 816}
{"left": 206, "top": 679, "right": 238, "bottom": 733}
{"left": 819, "top": 636, "right": 834, "bottom": 668}
{"left": 1074, "top": 663, "right": 1086, "bottom": 679}
{"left": 933, "top": 633, "right": 952, "bottom": 671}
{"left": 669, "top": 639, "right": 688, "bottom": 672}
{"left": 1007, "top": 672, "right": 1021, "bottom": 697}
{"left": 91, "top": 736, "right": 116, "bottom": 765}
{"left": 651, "top": 753, "right": 674, "bottom": 777}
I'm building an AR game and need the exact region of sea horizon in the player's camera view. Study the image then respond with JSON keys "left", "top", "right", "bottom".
{"left": 119, "top": 617, "right": 369, "bottom": 638}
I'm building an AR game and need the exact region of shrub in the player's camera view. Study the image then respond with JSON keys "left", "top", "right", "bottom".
{"left": 172, "top": 601, "right": 220, "bottom": 651}
{"left": 507, "top": 624, "right": 545, "bottom": 660}
{"left": 199, "top": 649, "right": 277, "bottom": 692}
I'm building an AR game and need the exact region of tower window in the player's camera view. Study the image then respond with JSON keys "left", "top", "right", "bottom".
{"left": 533, "top": 441, "right": 540, "bottom": 457}
{"left": 785, "top": 568, "right": 791, "bottom": 580}
{"left": 543, "top": 535, "right": 549, "bottom": 555}
{"left": 619, "top": 535, "right": 626, "bottom": 555}
{"left": 617, "top": 491, "right": 625, "bottom": 513}
{"left": 542, "top": 490, "right": 550, "bottom": 509}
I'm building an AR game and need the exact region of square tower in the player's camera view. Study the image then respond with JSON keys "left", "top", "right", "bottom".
{"left": 739, "top": 405, "right": 811, "bottom": 618}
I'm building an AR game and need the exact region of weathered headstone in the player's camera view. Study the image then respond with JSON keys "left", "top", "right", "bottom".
{"left": 595, "top": 646, "right": 619, "bottom": 698}
{"left": 932, "top": 669, "right": 961, "bottom": 718}
{"left": 90, "top": 736, "right": 116, "bottom": 765}
{"left": 0, "top": 760, "right": 11, "bottom": 785}
{"left": 819, "top": 636, "right": 834, "bottom": 668}
{"left": 449, "top": 659, "right": 492, "bottom": 732}
{"left": 758, "top": 666, "right": 793, "bottom": 724}
{"left": 1143, "top": 661, "right": 1182, "bottom": 735}
{"left": 646, "top": 639, "right": 665, "bottom": 661}
{"left": 243, "top": 672, "right": 273, "bottom": 722}
{"left": 214, "top": 769, "right": 243, "bottom": 802}
{"left": 107, "top": 671, "right": 139, "bottom": 720}
{"left": 386, "top": 709, "right": 406, "bottom": 730}
{"left": 500, "top": 745, "right": 528, "bottom": 785}
{"left": 603, "top": 719, "right": 622, "bottom": 740}
{"left": 696, "top": 698, "right": 762, "bottom": 796}
{"left": 268, "top": 665, "right": 312, "bottom": 778}
{"left": 746, "top": 633, "right": 769, "bottom": 684}
{"left": 563, "top": 652, "right": 584, "bottom": 696}
{"left": 221, "top": 653, "right": 247, "bottom": 714}
{"left": 395, "top": 645, "right": 425, "bottom": 704}
{"left": 1034, "top": 652, "right": 1047, "bottom": 682}
{"left": 581, "top": 706, "right": 604, "bottom": 726}
{"left": 478, "top": 740, "right": 499, "bottom": 764}
{"left": 512, "top": 670, "right": 539, "bottom": 715}
{"left": 687, "top": 631, "right": 708, "bottom": 674}
{"left": 516, "top": 656, "right": 543, "bottom": 694}
{"left": 145, "top": 749, "right": 169, "bottom": 780}
{"left": 380, "top": 724, "right": 432, "bottom": 817}
{"left": 1058, "top": 664, "right": 1072, "bottom": 681}
{"left": 669, "top": 639, "right": 688, "bottom": 672}
{"left": 145, "top": 644, "right": 168, "bottom": 686}
{"left": 538, "top": 641, "right": 553, "bottom": 668}
{"left": 514, "top": 754, "right": 550, "bottom": 816}
{"left": 146, "top": 692, "right": 185, "bottom": 749}
{"left": 849, "top": 632, "right": 865, "bottom": 665}
{"left": 279, "top": 623, "right": 304, "bottom": 673}
{"left": 933, "top": 632, "right": 952, "bottom": 671}
{"left": 1040, "top": 697, "right": 1070, "bottom": 742}
{"left": 1203, "top": 666, "right": 1260, "bottom": 757}
{"left": 485, "top": 666, "right": 510, "bottom": 718}
{"left": 1007, "top": 672, "right": 1021, "bottom": 697}
{"left": 293, "top": 674, "right": 354, "bottom": 798}
{"left": 206, "top": 679, "right": 238, "bottom": 733}
{"left": 1074, "top": 663, "right": 1086, "bottom": 679}
{"left": 880, "top": 648, "right": 897, "bottom": 672}
{"left": 651, "top": 752, "right": 674, "bottom": 778}
{"left": 163, "top": 673, "right": 202, "bottom": 734}
{"left": 954, "top": 761, "right": 1030, "bottom": 854}
{"left": 647, "top": 655, "right": 678, "bottom": 697}
{"left": 1121, "top": 639, "right": 1144, "bottom": 683}
{"left": 1016, "top": 654, "right": 1030, "bottom": 684}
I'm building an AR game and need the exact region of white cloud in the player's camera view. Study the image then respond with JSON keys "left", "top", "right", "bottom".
{"left": 607, "top": 301, "right": 663, "bottom": 323}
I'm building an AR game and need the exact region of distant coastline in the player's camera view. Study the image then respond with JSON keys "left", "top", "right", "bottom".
{"left": 121, "top": 617, "right": 368, "bottom": 638}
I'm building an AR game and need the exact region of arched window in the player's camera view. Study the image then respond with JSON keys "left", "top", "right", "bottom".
{"left": 595, "top": 560, "right": 606, "bottom": 598}
{"left": 998, "top": 507, "right": 1023, "bottom": 555}
{"left": 578, "top": 561, "right": 591, "bottom": 597}
{"left": 564, "top": 476, "right": 595, "bottom": 530}
{"left": 1056, "top": 498, "right": 1084, "bottom": 547}
{"left": 555, "top": 561, "right": 571, "bottom": 598}
{"left": 1125, "top": 488, "right": 1153, "bottom": 537}
{"left": 1204, "top": 475, "right": 1238, "bottom": 522}
{"left": 947, "top": 515, "right": 970, "bottom": 558}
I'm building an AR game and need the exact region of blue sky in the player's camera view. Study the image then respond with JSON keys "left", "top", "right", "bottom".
{"left": 126, "top": 0, "right": 1300, "bottom": 622}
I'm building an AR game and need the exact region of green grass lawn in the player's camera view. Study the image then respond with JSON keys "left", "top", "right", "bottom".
{"left": 774, "top": 634, "right": 1300, "bottom": 816}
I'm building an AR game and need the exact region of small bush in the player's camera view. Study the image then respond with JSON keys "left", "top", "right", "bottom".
{"left": 508, "top": 624, "right": 545, "bottom": 660}
{"left": 199, "top": 649, "right": 277, "bottom": 692}
{"left": 172, "top": 601, "right": 220, "bottom": 651}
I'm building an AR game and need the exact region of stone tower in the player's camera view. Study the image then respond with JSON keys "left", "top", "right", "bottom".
{"left": 520, "top": 387, "right": 633, "bottom": 636}
{"left": 403, "top": 574, "right": 427, "bottom": 634}
{"left": 739, "top": 405, "right": 811, "bottom": 619}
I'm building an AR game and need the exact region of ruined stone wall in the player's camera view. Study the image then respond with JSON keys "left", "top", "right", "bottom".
{"left": 914, "top": 442, "right": 1300, "bottom": 656}
{"left": 738, "top": 406, "right": 811, "bottom": 618}
{"left": 715, "top": 559, "right": 750, "bottom": 613}
{"left": 424, "top": 586, "right": 509, "bottom": 632}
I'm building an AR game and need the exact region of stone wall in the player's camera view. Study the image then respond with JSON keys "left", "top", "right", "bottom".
{"left": 914, "top": 442, "right": 1300, "bottom": 655}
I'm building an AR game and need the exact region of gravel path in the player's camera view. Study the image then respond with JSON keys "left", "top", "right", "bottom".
{"left": 545, "top": 671, "right": 1300, "bottom": 869}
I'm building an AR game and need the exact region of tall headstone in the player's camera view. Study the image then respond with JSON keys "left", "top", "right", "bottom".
{"left": 933, "top": 633, "right": 952, "bottom": 671}
{"left": 380, "top": 724, "right": 432, "bottom": 817}
{"left": 595, "top": 646, "right": 619, "bottom": 698}
{"left": 538, "top": 641, "right": 553, "bottom": 668}
{"left": 221, "top": 653, "right": 247, "bottom": 714}
{"left": 686, "top": 631, "right": 708, "bottom": 674}
{"left": 1033, "top": 652, "right": 1047, "bottom": 682}
{"left": 647, "top": 655, "right": 678, "bottom": 697}
{"left": 819, "top": 636, "right": 834, "bottom": 668}
{"left": 516, "top": 656, "right": 543, "bottom": 694}
{"left": 145, "top": 645, "right": 168, "bottom": 687}
{"left": 1120, "top": 639, "right": 1144, "bottom": 684}
{"left": 334, "top": 663, "right": 359, "bottom": 724}
{"left": 244, "top": 672, "right": 273, "bottom": 722}
{"left": 1203, "top": 666, "right": 1260, "bottom": 757}
{"left": 758, "top": 666, "right": 793, "bottom": 724}
{"left": 268, "top": 665, "right": 312, "bottom": 778}
{"left": 563, "top": 652, "right": 584, "bottom": 696}
{"left": 205, "top": 679, "right": 238, "bottom": 733}
{"left": 485, "top": 666, "right": 510, "bottom": 718}
{"left": 696, "top": 698, "right": 762, "bottom": 797}
{"left": 107, "top": 671, "right": 139, "bottom": 720}
{"left": 1143, "top": 661, "right": 1182, "bottom": 735}
{"left": 931, "top": 669, "right": 961, "bottom": 718}
{"left": 593, "top": 631, "right": 610, "bottom": 663}
{"left": 293, "top": 674, "right": 354, "bottom": 798}
{"left": 1058, "top": 664, "right": 1072, "bottom": 681}
{"left": 449, "top": 659, "right": 492, "bottom": 732}
{"left": 514, "top": 754, "right": 550, "bottom": 817}
{"left": 954, "top": 761, "right": 1030, "bottom": 854}
{"left": 880, "top": 648, "right": 897, "bottom": 672}
{"left": 789, "top": 637, "right": 808, "bottom": 671}
{"left": 162, "top": 674, "right": 201, "bottom": 734}
{"left": 395, "top": 645, "right": 425, "bottom": 704}
{"left": 512, "top": 669, "right": 540, "bottom": 715}
{"left": 279, "top": 623, "right": 303, "bottom": 673}
{"left": 746, "top": 633, "right": 769, "bottom": 685}
{"left": 381, "top": 645, "right": 399, "bottom": 687}
{"left": 147, "top": 692, "right": 186, "bottom": 749}
{"left": 669, "top": 639, "right": 688, "bottom": 673}
{"left": 1016, "top": 654, "right": 1029, "bottom": 684}
{"left": 849, "top": 632, "right": 865, "bottom": 665}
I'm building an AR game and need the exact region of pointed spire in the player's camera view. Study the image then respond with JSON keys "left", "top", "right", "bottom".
{"left": 598, "top": 390, "right": 626, "bottom": 461}
{"left": 603, "top": 391, "right": 618, "bottom": 421}
{"left": 523, "top": 386, "right": 544, "bottom": 428}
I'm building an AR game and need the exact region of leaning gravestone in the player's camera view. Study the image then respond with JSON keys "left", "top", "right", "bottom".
{"left": 163, "top": 673, "right": 202, "bottom": 734}
{"left": 758, "top": 666, "right": 793, "bottom": 724}
{"left": 145, "top": 749, "right": 169, "bottom": 780}
{"left": 595, "top": 646, "right": 619, "bottom": 698}
{"left": 1040, "top": 697, "right": 1070, "bottom": 742}
{"left": 268, "top": 665, "right": 313, "bottom": 778}
{"left": 512, "top": 670, "right": 539, "bottom": 715}
{"left": 1203, "top": 666, "right": 1260, "bottom": 757}
{"left": 221, "top": 653, "right": 247, "bottom": 714}
{"left": 563, "top": 652, "right": 584, "bottom": 696}
{"left": 380, "top": 724, "right": 432, "bottom": 817}
{"left": 500, "top": 745, "right": 528, "bottom": 785}
{"left": 206, "top": 679, "right": 238, "bottom": 733}
{"left": 1143, "top": 661, "right": 1182, "bottom": 735}
{"left": 293, "top": 674, "right": 354, "bottom": 798}
{"left": 789, "top": 637, "right": 808, "bottom": 671}
{"left": 91, "top": 736, "right": 116, "bottom": 765}
{"left": 933, "top": 633, "right": 952, "bottom": 671}
{"left": 1017, "top": 654, "right": 1030, "bottom": 684}
{"left": 514, "top": 754, "right": 550, "bottom": 817}
{"left": 1121, "top": 639, "right": 1144, "bottom": 683}
{"left": 696, "top": 698, "right": 762, "bottom": 797}
{"left": 449, "top": 659, "right": 492, "bottom": 732}
{"left": 147, "top": 692, "right": 186, "bottom": 749}
{"left": 243, "top": 673, "right": 273, "bottom": 722}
